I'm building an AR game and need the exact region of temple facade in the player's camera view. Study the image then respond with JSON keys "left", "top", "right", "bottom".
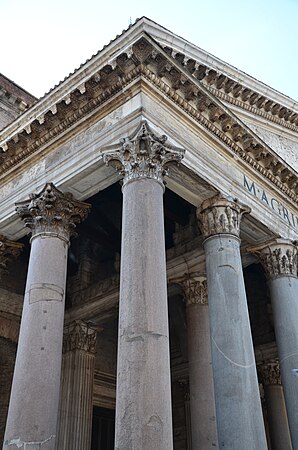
{"left": 0, "top": 17, "right": 297, "bottom": 450}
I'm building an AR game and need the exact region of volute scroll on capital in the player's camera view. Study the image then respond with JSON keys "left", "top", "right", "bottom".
{"left": 15, "top": 183, "right": 90, "bottom": 242}
{"left": 198, "top": 194, "right": 251, "bottom": 239}
{"left": 248, "top": 238, "right": 297, "bottom": 280}
{"left": 103, "top": 121, "right": 185, "bottom": 188}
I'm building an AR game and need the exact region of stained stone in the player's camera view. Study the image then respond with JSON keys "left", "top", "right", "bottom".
{"left": 3, "top": 184, "right": 89, "bottom": 450}
{"left": 199, "top": 195, "right": 268, "bottom": 450}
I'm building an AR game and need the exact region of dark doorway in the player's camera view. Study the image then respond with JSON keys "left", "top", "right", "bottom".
{"left": 91, "top": 407, "right": 115, "bottom": 450}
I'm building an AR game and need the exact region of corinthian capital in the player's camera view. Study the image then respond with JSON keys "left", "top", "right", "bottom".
{"left": 198, "top": 194, "right": 250, "bottom": 239}
{"left": 63, "top": 321, "right": 97, "bottom": 354}
{"left": 103, "top": 121, "right": 185, "bottom": 187}
{"left": 175, "top": 276, "right": 208, "bottom": 306}
{"left": 184, "top": 277, "right": 208, "bottom": 306}
{"left": 15, "top": 183, "right": 90, "bottom": 242}
{"left": 249, "top": 239, "right": 297, "bottom": 280}
{"left": 0, "top": 235, "right": 23, "bottom": 277}
{"left": 258, "top": 360, "right": 281, "bottom": 386}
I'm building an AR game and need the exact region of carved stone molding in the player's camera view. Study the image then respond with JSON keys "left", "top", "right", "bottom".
{"left": 178, "top": 276, "right": 208, "bottom": 306}
{"left": 258, "top": 360, "right": 281, "bottom": 386}
{"left": 63, "top": 320, "right": 97, "bottom": 354}
{"left": 0, "top": 34, "right": 297, "bottom": 205}
{"left": 249, "top": 239, "right": 297, "bottom": 280}
{"left": 0, "top": 235, "right": 23, "bottom": 276}
{"left": 198, "top": 194, "right": 250, "bottom": 239}
{"left": 15, "top": 183, "right": 90, "bottom": 242}
{"left": 103, "top": 121, "right": 185, "bottom": 188}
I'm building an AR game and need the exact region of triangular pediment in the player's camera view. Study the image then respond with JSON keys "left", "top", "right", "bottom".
{"left": 0, "top": 19, "right": 297, "bottom": 207}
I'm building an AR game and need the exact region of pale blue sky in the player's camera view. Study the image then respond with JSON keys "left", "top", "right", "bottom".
{"left": 1, "top": 0, "right": 298, "bottom": 100}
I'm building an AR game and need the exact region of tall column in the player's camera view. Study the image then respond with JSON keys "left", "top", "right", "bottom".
{"left": 250, "top": 239, "right": 298, "bottom": 448}
{"left": 4, "top": 183, "right": 89, "bottom": 450}
{"left": 55, "top": 321, "right": 97, "bottom": 450}
{"left": 180, "top": 276, "right": 218, "bottom": 449}
{"left": 198, "top": 195, "right": 267, "bottom": 450}
{"left": 258, "top": 360, "right": 292, "bottom": 450}
{"left": 104, "top": 121, "right": 184, "bottom": 450}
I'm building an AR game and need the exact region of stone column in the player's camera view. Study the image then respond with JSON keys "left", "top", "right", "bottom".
{"left": 259, "top": 360, "right": 292, "bottom": 450}
{"left": 104, "top": 121, "right": 184, "bottom": 450}
{"left": 55, "top": 321, "right": 97, "bottom": 450}
{"left": 181, "top": 276, "right": 218, "bottom": 449}
{"left": 198, "top": 195, "right": 267, "bottom": 450}
{"left": 250, "top": 239, "right": 298, "bottom": 448}
{"left": 4, "top": 183, "right": 89, "bottom": 450}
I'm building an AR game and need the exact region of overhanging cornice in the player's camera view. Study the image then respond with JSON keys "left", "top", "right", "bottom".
{"left": 0, "top": 32, "right": 297, "bottom": 208}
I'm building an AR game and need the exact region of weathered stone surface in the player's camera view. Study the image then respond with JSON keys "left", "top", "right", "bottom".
{"left": 180, "top": 276, "right": 218, "bottom": 449}
{"left": 198, "top": 194, "right": 250, "bottom": 239}
{"left": 56, "top": 321, "right": 97, "bottom": 450}
{"left": 200, "top": 197, "right": 267, "bottom": 450}
{"left": 105, "top": 122, "right": 184, "bottom": 449}
{"left": 15, "top": 183, "right": 90, "bottom": 242}
{"left": 249, "top": 239, "right": 297, "bottom": 280}
{"left": 114, "top": 178, "right": 173, "bottom": 450}
{"left": 104, "top": 120, "right": 184, "bottom": 188}
{"left": 3, "top": 184, "right": 89, "bottom": 450}
{"left": 250, "top": 239, "right": 298, "bottom": 447}
{"left": 258, "top": 360, "right": 292, "bottom": 450}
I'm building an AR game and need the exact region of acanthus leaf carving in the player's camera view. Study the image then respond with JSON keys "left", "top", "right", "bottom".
{"left": 248, "top": 239, "right": 297, "bottom": 280}
{"left": 15, "top": 183, "right": 90, "bottom": 241}
{"left": 103, "top": 121, "right": 185, "bottom": 188}
{"left": 198, "top": 194, "right": 250, "bottom": 239}
{"left": 63, "top": 321, "right": 98, "bottom": 354}
{"left": 258, "top": 359, "right": 281, "bottom": 386}
{"left": 173, "top": 275, "right": 208, "bottom": 306}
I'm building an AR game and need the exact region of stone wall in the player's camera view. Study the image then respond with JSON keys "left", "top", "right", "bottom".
{"left": 0, "top": 337, "right": 16, "bottom": 445}
{"left": 0, "top": 74, "right": 35, "bottom": 130}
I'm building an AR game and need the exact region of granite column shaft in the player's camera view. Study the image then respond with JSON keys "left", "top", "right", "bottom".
{"left": 104, "top": 121, "right": 184, "bottom": 450}
{"left": 259, "top": 360, "right": 292, "bottom": 450}
{"left": 251, "top": 240, "right": 298, "bottom": 448}
{"left": 182, "top": 277, "right": 218, "bottom": 449}
{"left": 3, "top": 184, "right": 89, "bottom": 450}
{"left": 199, "top": 195, "right": 267, "bottom": 450}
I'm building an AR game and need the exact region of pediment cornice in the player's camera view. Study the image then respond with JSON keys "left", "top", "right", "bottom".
{"left": 155, "top": 45, "right": 298, "bottom": 133}
{"left": 0, "top": 31, "right": 297, "bottom": 208}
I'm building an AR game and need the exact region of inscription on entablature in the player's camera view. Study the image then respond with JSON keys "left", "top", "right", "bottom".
{"left": 243, "top": 175, "right": 298, "bottom": 230}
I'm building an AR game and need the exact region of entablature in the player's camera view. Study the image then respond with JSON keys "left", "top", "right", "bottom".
{"left": 0, "top": 30, "right": 297, "bottom": 207}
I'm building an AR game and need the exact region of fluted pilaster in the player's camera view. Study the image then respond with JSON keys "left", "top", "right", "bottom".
{"left": 250, "top": 239, "right": 298, "bottom": 448}
{"left": 178, "top": 275, "right": 218, "bottom": 449}
{"left": 56, "top": 321, "right": 97, "bottom": 450}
